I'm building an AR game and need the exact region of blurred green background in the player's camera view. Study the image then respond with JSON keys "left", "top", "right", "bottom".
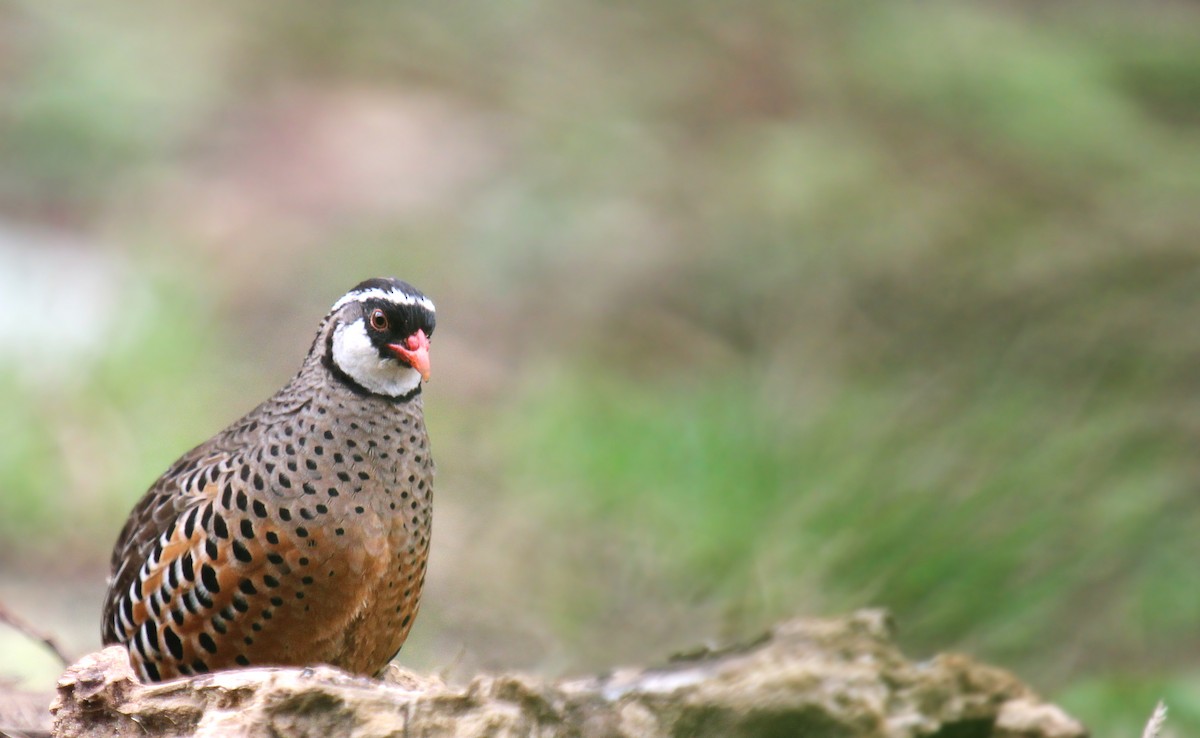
{"left": 1, "top": 1, "right": 1198, "bottom": 734}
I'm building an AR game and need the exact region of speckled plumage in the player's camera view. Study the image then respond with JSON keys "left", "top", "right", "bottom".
{"left": 101, "top": 278, "right": 436, "bottom": 682}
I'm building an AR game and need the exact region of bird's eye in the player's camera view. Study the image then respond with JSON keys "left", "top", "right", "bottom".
{"left": 369, "top": 309, "right": 389, "bottom": 332}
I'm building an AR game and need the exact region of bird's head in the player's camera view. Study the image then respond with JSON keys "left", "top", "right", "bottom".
{"left": 321, "top": 277, "right": 436, "bottom": 400}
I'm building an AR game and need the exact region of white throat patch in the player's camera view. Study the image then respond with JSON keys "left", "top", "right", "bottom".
{"left": 330, "top": 319, "right": 422, "bottom": 398}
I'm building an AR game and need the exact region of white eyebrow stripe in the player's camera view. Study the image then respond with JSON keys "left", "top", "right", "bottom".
{"left": 331, "top": 288, "right": 435, "bottom": 313}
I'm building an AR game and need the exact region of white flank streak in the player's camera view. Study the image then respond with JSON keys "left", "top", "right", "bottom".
{"left": 331, "top": 287, "right": 436, "bottom": 313}
{"left": 331, "top": 319, "right": 423, "bottom": 398}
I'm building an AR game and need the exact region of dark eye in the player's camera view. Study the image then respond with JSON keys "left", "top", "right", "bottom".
{"left": 369, "top": 309, "right": 389, "bottom": 332}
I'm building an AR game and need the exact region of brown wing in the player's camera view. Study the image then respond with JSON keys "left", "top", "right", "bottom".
{"left": 102, "top": 445, "right": 231, "bottom": 647}
{"left": 101, "top": 465, "right": 341, "bottom": 680}
{"left": 101, "top": 396, "right": 319, "bottom": 680}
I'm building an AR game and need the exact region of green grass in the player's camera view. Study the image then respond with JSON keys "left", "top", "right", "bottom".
{"left": 1059, "top": 673, "right": 1200, "bottom": 738}
{"left": 503, "top": 368, "right": 1197, "bottom": 732}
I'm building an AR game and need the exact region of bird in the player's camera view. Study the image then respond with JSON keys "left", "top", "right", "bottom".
{"left": 100, "top": 277, "right": 437, "bottom": 682}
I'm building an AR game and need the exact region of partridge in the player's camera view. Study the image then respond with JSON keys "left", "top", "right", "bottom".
{"left": 101, "top": 277, "right": 437, "bottom": 682}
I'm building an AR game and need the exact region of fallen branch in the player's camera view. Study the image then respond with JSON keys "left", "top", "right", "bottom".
{"left": 0, "top": 602, "right": 69, "bottom": 667}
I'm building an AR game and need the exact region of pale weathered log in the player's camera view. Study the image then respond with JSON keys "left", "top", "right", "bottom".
{"left": 47, "top": 610, "right": 1086, "bottom": 738}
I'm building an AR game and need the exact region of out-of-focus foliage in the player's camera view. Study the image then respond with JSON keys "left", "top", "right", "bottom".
{"left": 0, "top": 0, "right": 1197, "bottom": 733}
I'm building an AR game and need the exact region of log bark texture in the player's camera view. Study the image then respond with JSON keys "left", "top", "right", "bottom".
{"left": 43, "top": 610, "right": 1085, "bottom": 738}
